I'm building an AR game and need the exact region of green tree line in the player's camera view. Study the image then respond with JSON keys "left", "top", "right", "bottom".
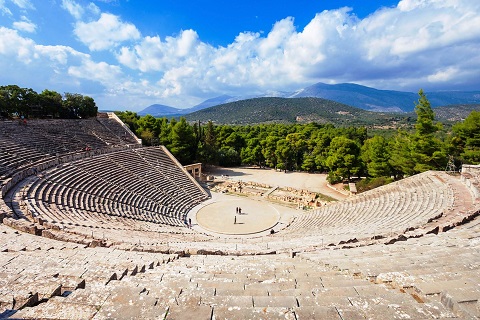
{"left": 0, "top": 85, "right": 97, "bottom": 119}
{"left": 118, "top": 90, "right": 479, "bottom": 183}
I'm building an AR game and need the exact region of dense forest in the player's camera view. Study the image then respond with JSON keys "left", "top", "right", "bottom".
{"left": 0, "top": 85, "right": 97, "bottom": 119}
{"left": 117, "top": 90, "right": 480, "bottom": 184}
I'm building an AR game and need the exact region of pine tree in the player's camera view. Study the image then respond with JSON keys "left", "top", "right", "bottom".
{"left": 361, "top": 135, "right": 392, "bottom": 178}
{"left": 452, "top": 111, "right": 480, "bottom": 164}
{"left": 169, "top": 117, "right": 196, "bottom": 164}
{"left": 411, "top": 89, "right": 446, "bottom": 172}
{"left": 325, "top": 136, "right": 362, "bottom": 182}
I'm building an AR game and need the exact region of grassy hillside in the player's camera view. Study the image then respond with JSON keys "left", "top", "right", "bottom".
{"left": 184, "top": 97, "right": 406, "bottom": 126}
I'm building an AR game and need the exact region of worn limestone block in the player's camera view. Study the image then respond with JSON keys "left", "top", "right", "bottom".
{"left": 297, "top": 295, "right": 352, "bottom": 307}
{"left": 12, "top": 298, "right": 99, "bottom": 320}
{"left": 213, "top": 306, "right": 295, "bottom": 320}
{"left": 252, "top": 295, "right": 298, "bottom": 308}
{"left": 293, "top": 306, "right": 342, "bottom": 320}
{"left": 166, "top": 304, "right": 212, "bottom": 320}
{"left": 201, "top": 295, "right": 253, "bottom": 308}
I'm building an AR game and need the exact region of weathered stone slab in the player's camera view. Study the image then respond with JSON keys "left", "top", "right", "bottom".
{"left": 245, "top": 281, "right": 296, "bottom": 292}
{"left": 297, "top": 295, "right": 352, "bottom": 307}
{"left": 312, "top": 286, "right": 358, "bottom": 297}
{"left": 34, "top": 278, "right": 62, "bottom": 300}
{"left": 166, "top": 304, "right": 212, "bottom": 320}
{"left": 213, "top": 306, "right": 295, "bottom": 320}
{"left": 415, "top": 279, "right": 471, "bottom": 295}
{"left": 252, "top": 295, "right": 298, "bottom": 308}
{"left": 176, "top": 286, "right": 215, "bottom": 306}
{"left": 293, "top": 306, "right": 342, "bottom": 320}
{"left": 441, "top": 289, "right": 480, "bottom": 318}
{"left": 146, "top": 285, "right": 181, "bottom": 306}
{"left": 94, "top": 296, "right": 166, "bottom": 320}
{"left": 201, "top": 295, "right": 253, "bottom": 308}
{"left": 64, "top": 287, "right": 111, "bottom": 306}
{"left": 321, "top": 278, "right": 369, "bottom": 288}
{"left": 101, "top": 285, "right": 149, "bottom": 306}
{"left": 268, "top": 288, "right": 312, "bottom": 297}
{"left": 13, "top": 299, "right": 99, "bottom": 320}
{"left": 214, "top": 282, "right": 246, "bottom": 296}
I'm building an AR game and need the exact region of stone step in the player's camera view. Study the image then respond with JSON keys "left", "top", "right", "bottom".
{"left": 165, "top": 305, "right": 212, "bottom": 320}
{"left": 293, "top": 306, "right": 342, "bottom": 320}
{"left": 212, "top": 306, "right": 295, "bottom": 320}
{"left": 252, "top": 295, "right": 298, "bottom": 308}
{"left": 13, "top": 298, "right": 98, "bottom": 319}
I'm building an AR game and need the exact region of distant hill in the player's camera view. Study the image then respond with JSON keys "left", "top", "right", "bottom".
{"left": 189, "top": 95, "right": 236, "bottom": 112}
{"left": 137, "top": 104, "right": 185, "bottom": 117}
{"left": 415, "top": 104, "right": 480, "bottom": 123}
{"left": 137, "top": 83, "right": 480, "bottom": 117}
{"left": 184, "top": 97, "right": 404, "bottom": 126}
{"left": 290, "top": 83, "right": 480, "bottom": 112}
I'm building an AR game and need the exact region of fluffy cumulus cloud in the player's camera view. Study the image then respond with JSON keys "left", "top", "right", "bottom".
{"left": 68, "top": 59, "right": 123, "bottom": 84}
{"left": 0, "top": 25, "right": 125, "bottom": 96}
{"left": 0, "top": 26, "right": 35, "bottom": 62}
{"left": 74, "top": 13, "right": 141, "bottom": 51}
{"left": 0, "top": 0, "right": 479, "bottom": 109}
{"left": 111, "top": 0, "right": 479, "bottom": 106}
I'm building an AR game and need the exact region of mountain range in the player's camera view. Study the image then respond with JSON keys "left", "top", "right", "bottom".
{"left": 137, "top": 82, "right": 480, "bottom": 117}
{"left": 183, "top": 97, "right": 480, "bottom": 126}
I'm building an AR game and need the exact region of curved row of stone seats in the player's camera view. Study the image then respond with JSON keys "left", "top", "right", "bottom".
{"left": 0, "top": 136, "right": 56, "bottom": 178}
{"left": 0, "top": 118, "right": 141, "bottom": 184}
{"left": 96, "top": 116, "right": 139, "bottom": 145}
{"left": 21, "top": 147, "right": 207, "bottom": 223}
{"left": 297, "top": 213, "right": 480, "bottom": 319}
{"left": 0, "top": 118, "right": 134, "bottom": 157}
{"left": 0, "top": 223, "right": 177, "bottom": 318}
{"left": 283, "top": 171, "right": 454, "bottom": 240}
{"left": 133, "top": 147, "right": 207, "bottom": 199}
{"left": 156, "top": 170, "right": 478, "bottom": 256}
{"left": 6, "top": 146, "right": 211, "bottom": 248}
{"left": 9, "top": 249, "right": 458, "bottom": 319}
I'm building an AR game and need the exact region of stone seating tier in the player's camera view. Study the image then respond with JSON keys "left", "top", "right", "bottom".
{"left": 5, "top": 146, "right": 210, "bottom": 248}
{"left": 2, "top": 213, "right": 478, "bottom": 318}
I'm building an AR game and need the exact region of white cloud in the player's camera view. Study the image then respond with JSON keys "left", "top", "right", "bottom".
{"left": 68, "top": 59, "right": 123, "bottom": 84}
{"left": 34, "top": 45, "right": 88, "bottom": 65}
{"left": 61, "top": 0, "right": 85, "bottom": 19}
{"left": 87, "top": 2, "right": 100, "bottom": 15}
{"left": 116, "top": 29, "right": 202, "bottom": 72}
{"left": 13, "top": 15, "right": 36, "bottom": 33}
{"left": 427, "top": 67, "right": 458, "bottom": 82}
{"left": 1, "top": 0, "right": 479, "bottom": 110}
{"left": 11, "top": 0, "right": 34, "bottom": 10}
{"left": 0, "top": 26, "right": 34, "bottom": 62}
{"left": 0, "top": 0, "right": 13, "bottom": 15}
{"left": 113, "top": 0, "right": 477, "bottom": 100}
{"left": 74, "top": 13, "right": 141, "bottom": 51}
{"left": 0, "top": 25, "right": 125, "bottom": 98}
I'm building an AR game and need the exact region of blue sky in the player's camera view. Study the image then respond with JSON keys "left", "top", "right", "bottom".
{"left": 0, "top": 1, "right": 479, "bottom": 111}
